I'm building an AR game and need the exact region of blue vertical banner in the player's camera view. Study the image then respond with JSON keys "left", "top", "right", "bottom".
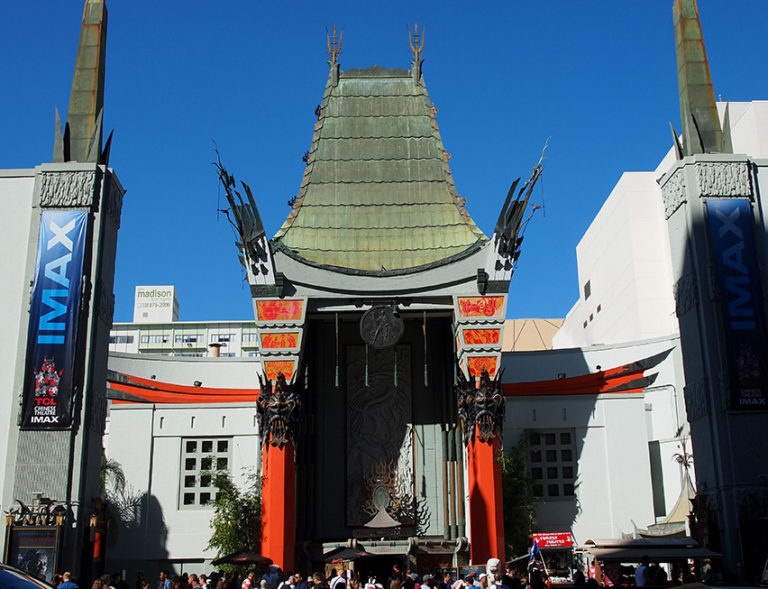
{"left": 706, "top": 198, "right": 768, "bottom": 409}
{"left": 21, "top": 210, "right": 89, "bottom": 429}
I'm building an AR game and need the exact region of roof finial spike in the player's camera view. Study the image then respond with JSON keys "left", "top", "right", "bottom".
{"left": 327, "top": 24, "right": 343, "bottom": 66}
{"left": 326, "top": 24, "right": 343, "bottom": 86}
{"left": 408, "top": 23, "right": 425, "bottom": 82}
{"left": 673, "top": 0, "right": 722, "bottom": 155}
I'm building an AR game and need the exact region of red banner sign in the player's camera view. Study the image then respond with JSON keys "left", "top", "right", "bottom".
{"left": 532, "top": 532, "right": 573, "bottom": 548}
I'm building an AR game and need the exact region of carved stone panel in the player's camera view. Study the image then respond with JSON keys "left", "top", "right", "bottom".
{"left": 694, "top": 162, "right": 751, "bottom": 197}
{"left": 661, "top": 170, "right": 687, "bottom": 219}
{"left": 346, "top": 344, "right": 414, "bottom": 528}
{"left": 104, "top": 177, "right": 124, "bottom": 228}
{"left": 97, "top": 284, "right": 114, "bottom": 327}
{"left": 683, "top": 376, "right": 710, "bottom": 421}
{"left": 674, "top": 272, "right": 699, "bottom": 317}
{"left": 39, "top": 171, "right": 99, "bottom": 208}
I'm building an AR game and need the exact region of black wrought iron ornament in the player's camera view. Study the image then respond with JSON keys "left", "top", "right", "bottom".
{"left": 257, "top": 372, "right": 302, "bottom": 449}
{"left": 456, "top": 366, "right": 505, "bottom": 445}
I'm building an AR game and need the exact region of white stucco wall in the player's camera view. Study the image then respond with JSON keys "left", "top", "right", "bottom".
{"left": 501, "top": 335, "right": 689, "bottom": 544}
{"left": 0, "top": 171, "right": 36, "bottom": 516}
{"left": 553, "top": 172, "right": 677, "bottom": 349}
{"left": 103, "top": 352, "right": 262, "bottom": 576}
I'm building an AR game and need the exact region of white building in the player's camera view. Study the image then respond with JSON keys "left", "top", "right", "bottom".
{"left": 555, "top": 101, "right": 768, "bottom": 350}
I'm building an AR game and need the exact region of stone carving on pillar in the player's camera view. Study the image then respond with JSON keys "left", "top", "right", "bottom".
{"left": 695, "top": 162, "right": 751, "bottom": 197}
{"left": 456, "top": 367, "right": 505, "bottom": 445}
{"left": 683, "top": 376, "right": 710, "bottom": 421}
{"left": 661, "top": 170, "right": 687, "bottom": 219}
{"left": 257, "top": 372, "right": 301, "bottom": 449}
{"left": 673, "top": 271, "right": 699, "bottom": 317}
{"left": 104, "top": 179, "right": 124, "bottom": 228}
{"left": 39, "top": 171, "right": 98, "bottom": 207}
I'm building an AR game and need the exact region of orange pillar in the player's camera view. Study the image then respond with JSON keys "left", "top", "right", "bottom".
{"left": 466, "top": 425, "right": 505, "bottom": 565}
{"left": 261, "top": 439, "right": 296, "bottom": 571}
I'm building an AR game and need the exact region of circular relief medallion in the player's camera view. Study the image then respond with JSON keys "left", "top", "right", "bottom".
{"left": 360, "top": 306, "right": 404, "bottom": 350}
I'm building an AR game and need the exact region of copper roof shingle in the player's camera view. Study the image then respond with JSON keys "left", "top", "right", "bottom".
{"left": 274, "top": 65, "right": 487, "bottom": 272}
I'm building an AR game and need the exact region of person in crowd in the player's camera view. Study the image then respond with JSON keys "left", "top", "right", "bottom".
{"left": 57, "top": 572, "right": 78, "bottom": 589}
{"left": 189, "top": 575, "right": 200, "bottom": 588}
{"left": 262, "top": 566, "right": 282, "bottom": 589}
{"left": 312, "top": 572, "right": 329, "bottom": 589}
{"left": 635, "top": 557, "right": 650, "bottom": 588}
{"left": 91, "top": 579, "right": 106, "bottom": 589}
{"left": 330, "top": 570, "right": 346, "bottom": 589}
{"left": 294, "top": 572, "right": 309, "bottom": 589}
{"left": 242, "top": 572, "right": 256, "bottom": 589}
{"left": 157, "top": 572, "right": 171, "bottom": 589}
{"left": 278, "top": 573, "right": 296, "bottom": 589}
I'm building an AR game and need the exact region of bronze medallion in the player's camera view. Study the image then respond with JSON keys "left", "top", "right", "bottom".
{"left": 359, "top": 306, "right": 404, "bottom": 349}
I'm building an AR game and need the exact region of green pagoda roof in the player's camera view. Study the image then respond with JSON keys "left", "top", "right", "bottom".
{"left": 273, "top": 64, "right": 487, "bottom": 273}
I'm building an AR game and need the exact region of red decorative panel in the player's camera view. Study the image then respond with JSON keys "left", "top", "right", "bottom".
{"left": 256, "top": 300, "right": 304, "bottom": 321}
{"left": 457, "top": 296, "right": 505, "bottom": 318}
{"left": 463, "top": 328, "right": 501, "bottom": 345}
{"left": 467, "top": 356, "right": 498, "bottom": 377}
{"left": 260, "top": 332, "right": 300, "bottom": 349}
{"left": 265, "top": 360, "right": 295, "bottom": 381}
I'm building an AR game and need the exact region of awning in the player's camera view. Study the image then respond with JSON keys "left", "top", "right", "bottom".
{"left": 584, "top": 547, "right": 721, "bottom": 562}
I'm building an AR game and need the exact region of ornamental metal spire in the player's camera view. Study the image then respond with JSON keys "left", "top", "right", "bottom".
{"left": 672, "top": 0, "right": 728, "bottom": 156}
{"left": 54, "top": 0, "right": 109, "bottom": 164}
{"left": 408, "top": 23, "right": 425, "bottom": 82}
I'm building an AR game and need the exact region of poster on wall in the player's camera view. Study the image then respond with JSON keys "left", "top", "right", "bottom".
{"left": 21, "top": 210, "right": 88, "bottom": 429}
{"left": 705, "top": 198, "right": 768, "bottom": 410}
{"left": 3, "top": 527, "right": 61, "bottom": 583}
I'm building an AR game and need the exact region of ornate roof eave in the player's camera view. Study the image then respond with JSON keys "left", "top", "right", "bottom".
{"left": 266, "top": 238, "right": 507, "bottom": 300}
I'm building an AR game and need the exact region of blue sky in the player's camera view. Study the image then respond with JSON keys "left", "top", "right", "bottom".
{"left": 2, "top": 1, "right": 767, "bottom": 322}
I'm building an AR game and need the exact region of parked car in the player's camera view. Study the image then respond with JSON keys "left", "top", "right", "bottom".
{"left": 0, "top": 563, "right": 55, "bottom": 588}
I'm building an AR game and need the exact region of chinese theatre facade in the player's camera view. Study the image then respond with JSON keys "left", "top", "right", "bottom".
{"left": 216, "top": 28, "right": 543, "bottom": 570}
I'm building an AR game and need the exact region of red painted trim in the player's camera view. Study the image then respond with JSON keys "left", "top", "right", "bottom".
{"left": 107, "top": 372, "right": 259, "bottom": 404}
{"left": 261, "top": 440, "right": 296, "bottom": 571}
{"left": 467, "top": 427, "right": 505, "bottom": 565}
{"left": 501, "top": 361, "right": 648, "bottom": 397}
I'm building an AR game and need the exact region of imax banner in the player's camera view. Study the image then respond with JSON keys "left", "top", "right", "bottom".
{"left": 21, "top": 210, "right": 88, "bottom": 429}
{"left": 706, "top": 198, "right": 768, "bottom": 409}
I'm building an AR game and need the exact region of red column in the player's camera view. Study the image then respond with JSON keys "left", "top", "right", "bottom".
{"left": 466, "top": 425, "right": 505, "bottom": 565}
{"left": 261, "top": 439, "right": 296, "bottom": 571}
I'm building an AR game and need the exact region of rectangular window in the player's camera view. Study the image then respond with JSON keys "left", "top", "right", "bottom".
{"left": 528, "top": 429, "right": 577, "bottom": 500}
{"left": 583, "top": 280, "right": 591, "bottom": 300}
{"left": 180, "top": 437, "right": 232, "bottom": 509}
{"left": 242, "top": 333, "right": 259, "bottom": 343}
{"left": 140, "top": 334, "right": 169, "bottom": 344}
{"left": 175, "top": 334, "right": 203, "bottom": 343}
{"left": 109, "top": 335, "right": 135, "bottom": 344}
{"left": 211, "top": 333, "right": 234, "bottom": 343}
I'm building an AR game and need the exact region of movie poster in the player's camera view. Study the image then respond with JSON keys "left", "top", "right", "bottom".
{"left": 21, "top": 210, "right": 89, "bottom": 429}
{"left": 705, "top": 198, "right": 768, "bottom": 409}
{"left": 4, "top": 527, "right": 60, "bottom": 583}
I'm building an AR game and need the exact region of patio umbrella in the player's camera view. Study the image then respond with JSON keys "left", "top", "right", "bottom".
{"left": 321, "top": 546, "right": 373, "bottom": 563}
{"left": 212, "top": 551, "right": 272, "bottom": 566}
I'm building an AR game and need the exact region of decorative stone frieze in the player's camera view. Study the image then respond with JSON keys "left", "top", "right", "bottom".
{"left": 683, "top": 376, "right": 710, "bottom": 421}
{"left": 695, "top": 162, "right": 751, "bottom": 197}
{"left": 97, "top": 285, "right": 114, "bottom": 327}
{"left": 456, "top": 367, "right": 505, "bottom": 445}
{"left": 104, "top": 178, "right": 124, "bottom": 228}
{"left": 39, "top": 171, "right": 98, "bottom": 208}
{"left": 89, "top": 387, "right": 108, "bottom": 433}
{"left": 661, "top": 169, "right": 687, "bottom": 219}
{"left": 257, "top": 372, "right": 302, "bottom": 449}
{"left": 673, "top": 272, "right": 699, "bottom": 317}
